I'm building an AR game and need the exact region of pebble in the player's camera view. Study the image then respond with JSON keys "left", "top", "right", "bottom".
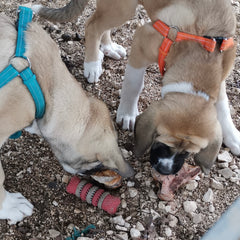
{"left": 116, "top": 232, "right": 128, "bottom": 240}
{"left": 203, "top": 188, "right": 214, "bottom": 202}
{"left": 210, "top": 178, "right": 224, "bottom": 190}
{"left": 151, "top": 209, "right": 161, "bottom": 220}
{"left": 74, "top": 208, "right": 81, "bottom": 214}
{"left": 130, "top": 228, "right": 141, "bottom": 239}
{"left": 115, "top": 225, "right": 128, "bottom": 231}
{"left": 209, "top": 204, "right": 215, "bottom": 213}
{"left": 165, "top": 227, "right": 172, "bottom": 237}
{"left": 48, "top": 229, "right": 60, "bottom": 238}
{"left": 148, "top": 189, "right": 158, "bottom": 199}
{"left": 121, "top": 199, "right": 127, "bottom": 208}
{"left": 136, "top": 222, "right": 145, "bottom": 232}
{"left": 169, "top": 215, "right": 178, "bottom": 228}
{"left": 106, "top": 230, "right": 113, "bottom": 235}
{"left": 129, "top": 188, "right": 138, "bottom": 198}
{"left": 183, "top": 201, "right": 197, "bottom": 213}
{"left": 218, "top": 151, "right": 232, "bottom": 162}
{"left": 112, "top": 216, "right": 125, "bottom": 226}
{"left": 62, "top": 175, "right": 70, "bottom": 184}
{"left": 127, "top": 181, "right": 135, "bottom": 187}
{"left": 186, "top": 180, "right": 198, "bottom": 191}
{"left": 218, "top": 162, "right": 229, "bottom": 168}
{"left": 52, "top": 201, "right": 58, "bottom": 206}
{"left": 193, "top": 214, "right": 202, "bottom": 224}
{"left": 76, "top": 237, "right": 92, "bottom": 240}
{"left": 218, "top": 168, "right": 234, "bottom": 179}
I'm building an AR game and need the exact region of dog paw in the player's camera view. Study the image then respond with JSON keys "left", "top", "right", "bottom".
{"left": 224, "top": 129, "right": 240, "bottom": 155}
{"left": 116, "top": 105, "right": 139, "bottom": 131}
{"left": 0, "top": 191, "right": 33, "bottom": 224}
{"left": 84, "top": 51, "right": 104, "bottom": 83}
{"left": 101, "top": 42, "right": 126, "bottom": 60}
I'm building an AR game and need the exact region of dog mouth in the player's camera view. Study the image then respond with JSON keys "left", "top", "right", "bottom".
{"left": 77, "top": 165, "right": 122, "bottom": 189}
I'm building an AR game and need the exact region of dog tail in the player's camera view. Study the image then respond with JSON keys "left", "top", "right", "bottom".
{"left": 32, "top": 0, "right": 90, "bottom": 23}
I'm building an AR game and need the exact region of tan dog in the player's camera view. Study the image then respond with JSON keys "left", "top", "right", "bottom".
{"left": 32, "top": 1, "right": 240, "bottom": 175}
{"left": 0, "top": 13, "right": 133, "bottom": 224}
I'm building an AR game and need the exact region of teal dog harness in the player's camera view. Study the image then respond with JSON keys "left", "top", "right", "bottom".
{"left": 0, "top": 6, "right": 45, "bottom": 139}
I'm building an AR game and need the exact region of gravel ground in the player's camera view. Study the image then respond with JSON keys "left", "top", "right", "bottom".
{"left": 0, "top": 0, "right": 240, "bottom": 239}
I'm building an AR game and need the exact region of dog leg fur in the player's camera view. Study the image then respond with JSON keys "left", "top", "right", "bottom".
{"left": 84, "top": 0, "right": 138, "bottom": 83}
{"left": 117, "top": 23, "right": 163, "bottom": 130}
{"left": 0, "top": 143, "right": 33, "bottom": 224}
{"left": 216, "top": 81, "right": 240, "bottom": 155}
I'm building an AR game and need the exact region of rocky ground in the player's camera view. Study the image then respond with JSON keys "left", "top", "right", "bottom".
{"left": 0, "top": 0, "right": 240, "bottom": 239}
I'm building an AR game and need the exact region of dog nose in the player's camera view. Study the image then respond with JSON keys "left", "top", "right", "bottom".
{"left": 150, "top": 142, "right": 187, "bottom": 175}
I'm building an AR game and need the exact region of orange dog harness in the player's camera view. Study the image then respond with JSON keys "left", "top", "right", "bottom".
{"left": 153, "top": 20, "right": 235, "bottom": 75}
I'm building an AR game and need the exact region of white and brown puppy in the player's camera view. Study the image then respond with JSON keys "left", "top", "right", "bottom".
{"left": 0, "top": 13, "right": 133, "bottom": 224}
{"left": 31, "top": 0, "right": 240, "bottom": 175}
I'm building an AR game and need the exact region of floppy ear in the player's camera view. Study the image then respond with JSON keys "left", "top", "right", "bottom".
{"left": 194, "top": 122, "right": 222, "bottom": 174}
{"left": 134, "top": 103, "right": 159, "bottom": 156}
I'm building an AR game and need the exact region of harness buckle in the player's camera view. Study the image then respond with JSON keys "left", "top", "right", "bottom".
{"left": 168, "top": 25, "right": 179, "bottom": 42}
{"left": 10, "top": 56, "right": 32, "bottom": 72}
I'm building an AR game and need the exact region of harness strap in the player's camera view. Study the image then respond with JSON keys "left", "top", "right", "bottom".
{"left": 0, "top": 6, "right": 46, "bottom": 139}
{"left": 153, "top": 19, "right": 235, "bottom": 75}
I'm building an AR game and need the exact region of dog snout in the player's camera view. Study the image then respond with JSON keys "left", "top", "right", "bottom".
{"left": 150, "top": 142, "right": 188, "bottom": 175}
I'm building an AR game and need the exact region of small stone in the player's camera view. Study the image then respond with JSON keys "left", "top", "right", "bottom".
{"left": 218, "top": 168, "right": 234, "bottom": 179}
{"left": 183, "top": 201, "right": 197, "bottom": 213}
{"left": 116, "top": 225, "right": 128, "bottom": 231}
{"left": 169, "top": 215, "right": 178, "bottom": 228}
{"left": 165, "top": 227, "right": 172, "bottom": 237}
{"left": 210, "top": 178, "right": 224, "bottom": 190}
{"left": 62, "top": 175, "right": 70, "bottom": 184}
{"left": 218, "top": 151, "right": 232, "bottom": 162}
{"left": 151, "top": 209, "right": 160, "bottom": 220}
{"left": 121, "top": 199, "right": 127, "bottom": 208}
{"left": 218, "top": 162, "right": 229, "bottom": 168}
{"left": 203, "top": 188, "right": 214, "bottom": 202}
{"left": 116, "top": 232, "right": 128, "bottom": 240}
{"left": 62, "top": 33, "right": 72, "bottom": 41}
{"left": 74, "top": 208, "right": 81, "bottom": 214}
{"left": 127, "top": 181, "right": 135, "bottom": 187}
{"left": 158, "top": 202, "right": 166, "bottom": 210}
{"left": 209, "top": 204, "right": 215, "bottom": 213}
{"left": 148, "top": 189, "right": 158, "bottom": 199}
{"left": 67, "top": 223, "right": 75, "bottom": 231}
{"left": 112, "top": 216, "right": 125, "bottom": 226}
{"left": 106, "top": 230, "right": 113, "bottom": 235}
{"left": 186, "top": 180, "right": 198, "bottom": 191}
{"left": 130, "top": 228, "right": 141, "bottom": 239}
{"left": 52, "top": 201, "right": 58, "bottom": 206}
{"left": 48, "top": 229, "right": 60, "bottom": 238}
{"left": 129, "top": 188, "right": 138, "bottom": 198}
{"left": 76, "top": 237, "right": 92, "bottom": 240}
{"left": 136, "top": 222, "right": 145, "bottom": 232}
{"left": 192, "top": 214, "right": 202, "bottom": 224}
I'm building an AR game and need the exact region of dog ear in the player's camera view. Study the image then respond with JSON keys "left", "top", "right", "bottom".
{"left": 194, "top": 122, "right": 222, "bottom": 174}
{"left": 134, "top": 103, "right": 159, "bottom": 156}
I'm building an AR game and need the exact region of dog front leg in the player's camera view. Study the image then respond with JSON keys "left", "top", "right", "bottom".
{"left": 117, "top": 64, "right": 145, "bottom": 130}
{"left": 0, "top": 139, "right": 33, "bottom": 224}
{"left": 117, "top": 23, "right": 163, "bottom": 130}
{"left": 216, "top": 81, "right": 240, "bottom": 155}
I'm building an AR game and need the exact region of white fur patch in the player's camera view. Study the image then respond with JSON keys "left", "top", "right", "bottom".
{"left": 0, "top": 191, "right": 33, "bottom": 224}
{"left": 31, "top": 4, "right": 43, "bottom": 14}
{"left": 216, "top": 82, "right": 240, "bottom": 155}
{"left": 116, "top": 64, "right": 146, "bottom": 130}
{"left": 24, "top": 120, "right": 42, "bottom": 136}
{"left": 100, "top": 42, "right": 126, "bottom": 60}
{"left": 84, "top": 50, "right": 104, "bottom": 83}
{"left": 161, "top": 82, "right": 209, "bottom": 101}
